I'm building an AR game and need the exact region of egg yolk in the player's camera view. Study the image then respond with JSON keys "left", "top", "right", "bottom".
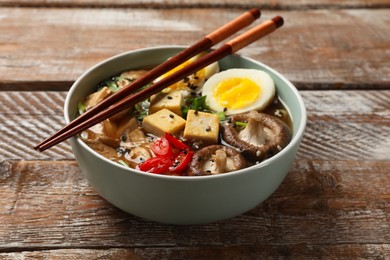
{"left": 161, "top": 60, "right": 205, "bottom": 92}
{"left": 213, "top": 77, "right": 260, "bottom": 109}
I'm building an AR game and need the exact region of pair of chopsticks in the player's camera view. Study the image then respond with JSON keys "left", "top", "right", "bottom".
{"left": 35, "top": 8, "right": 283, "bottom": 152}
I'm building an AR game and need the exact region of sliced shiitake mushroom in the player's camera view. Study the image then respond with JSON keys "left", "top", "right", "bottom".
{"left": 187, "top": 145, "right": 246, "bottom": 176}
{"left": 221, "top": 111, "right": 292, "bottom": 162}
{"left": 120, "top": 128, "right": 150, "bottom": 149}
{"left": 123, "top": 146, "right": 152, "bottom": 168}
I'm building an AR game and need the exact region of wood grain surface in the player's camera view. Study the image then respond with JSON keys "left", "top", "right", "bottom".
{"left": 0, "top": 159, "right": 388, "bottom": 257}
{"left": 0, "top": 0, "right": 389, "bottom": 258}
{"left": 0, "top": 90, "right": 389, "bottom": 258}
{"left": 0, "top": 8, "right": 389, "bottom": 90}
{"left": 0, "top": 0, "right": 389, "bottom": 9}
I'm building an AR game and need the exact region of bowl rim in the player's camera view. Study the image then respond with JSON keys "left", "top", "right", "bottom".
{"left": 64, "top": 45, "right": 307, "bottom": 181}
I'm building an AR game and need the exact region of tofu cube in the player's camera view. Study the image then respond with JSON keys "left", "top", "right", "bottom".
{"left": 142, "top": 108, "right": 186, "bottom": 137}
{"left": 183, "top": 110, "right": 220, "bottom": 144}
{"left": 149, "top": 91, "right": 184, "bottom": 116}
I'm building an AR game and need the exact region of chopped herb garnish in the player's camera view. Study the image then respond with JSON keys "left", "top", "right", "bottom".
{"left": 191, "top": 95, "right": 207, "bottom": 111}
{"left": 181, "top": 95, "right": 209, "bottom": 118}
{"left": 101, "top": 76, "right": 125, "bottom": 92}
{"left": 135, "top": 83, "right": 152, "bottom": 93}
{"left": 108, "top": 82, "right": 120, "bottom": 92}
{"left": 77, "top": 101, "right": 87, "bottom": 114}
{"left": 217, "top": 111, "right": 226, "bottom": 121}
{"left": 117, "top": 160, "right": 129, "bottom": 167}
{"left": 137, "top": 111, "right": 147, "bottom": 121}
{"left": 235, "top": 121, "right": 248, "bottom": 127}
{"left": 181, "top": 106, "right": 189, "bottom": 118}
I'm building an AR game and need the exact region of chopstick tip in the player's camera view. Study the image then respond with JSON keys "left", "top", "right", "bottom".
{"left": 272, "top": 16, "right": 284, "bottom": 28}
{"left": 249, "top": 8, "right": 261, "bottom": 19}
{"left": 33, "top": 145, "right": 42, "bottom": 152}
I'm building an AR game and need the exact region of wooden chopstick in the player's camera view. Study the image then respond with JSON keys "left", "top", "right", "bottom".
{"left": 34, "top": 8, "right": 261, "bottom": 151}
{"left": 36, "top": 16, "right": 283, "bottom": 152}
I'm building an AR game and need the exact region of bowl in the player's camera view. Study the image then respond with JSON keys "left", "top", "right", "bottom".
{"left": 64, "top": 46, "right": 306, "bottom": 225}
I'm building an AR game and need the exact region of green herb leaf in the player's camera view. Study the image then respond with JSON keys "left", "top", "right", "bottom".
{"left": 107, "top": 81, "right": 120, "bottom": 92}
{"left": 181, "top": 105, "right": 189, "bottom": 118}
{"left": 235, "top": 121, "right": 248, "bottom": 127}
{"left": 77, "top": 101, "right": 87, "bottom": 114}
{"left": 98, "top": 76, "right": 124, "bottom": 93}
{"left": 190, "top": 95, "right": 207, "bottom": 111}
{"left": 217, "top": 111, "right": 226, "bottom": 121}
{"left": 135, "top": 83, "right": 152, "bottom": 93}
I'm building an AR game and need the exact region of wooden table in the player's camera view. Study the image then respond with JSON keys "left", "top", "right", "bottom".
{"left": 1, "top": 1, "right": 389, "bottom": 259}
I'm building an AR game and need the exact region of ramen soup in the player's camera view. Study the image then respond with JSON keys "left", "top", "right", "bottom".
{"left": 78, "top": 55, "right": 292, "bottom": 176}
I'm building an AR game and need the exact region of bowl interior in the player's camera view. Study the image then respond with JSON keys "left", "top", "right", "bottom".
{"left": 65, "top": 46, "right": 306, "bottom": 174}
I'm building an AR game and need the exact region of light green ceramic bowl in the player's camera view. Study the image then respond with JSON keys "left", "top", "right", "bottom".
{"left": 65, "top": 46, "right": 306, "bottom": 225}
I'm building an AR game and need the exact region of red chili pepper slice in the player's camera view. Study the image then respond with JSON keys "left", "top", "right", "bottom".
{"left": 169, "top": 150, "right": 194, "bottom": 172}
{"left": 151, "top": 137, "right": 172, "bottom": 158}
{"left": 165, "top": 132, "right": 189, "bottom": 150}
{"left": 138, "top": 156, "right": 172, "bottom": 174}
{"left": 143, "top": 133, "right": 193, "bottom": 174}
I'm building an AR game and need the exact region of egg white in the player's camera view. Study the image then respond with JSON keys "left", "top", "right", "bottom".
{"left": 202, "top": 69, "right": 275, "bottom": 115}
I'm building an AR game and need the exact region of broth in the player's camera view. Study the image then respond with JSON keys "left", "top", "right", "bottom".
{"left": 78, "top": 68, "right": 293, "bottom": 176}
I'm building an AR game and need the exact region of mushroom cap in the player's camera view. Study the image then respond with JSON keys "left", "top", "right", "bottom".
{"left": 187, "top": 145, "right": 246, "bottom": 176}
{"left": 221, "top": 111, "right": 292, "bottom": 162}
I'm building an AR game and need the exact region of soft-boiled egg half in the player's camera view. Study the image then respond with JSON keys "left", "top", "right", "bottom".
{"left": 202, "top": 69, "right": 275, "bottom": 115}
{"left": 155, "top": 53, "right": 219, "bottom": 95}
